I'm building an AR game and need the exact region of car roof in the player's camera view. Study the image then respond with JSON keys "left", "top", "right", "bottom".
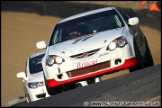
{"left": 58, "top": 7, "right": 115, "bottom": 24}
{"left": 29, "top": 49, "right": 46, "bottom": 59}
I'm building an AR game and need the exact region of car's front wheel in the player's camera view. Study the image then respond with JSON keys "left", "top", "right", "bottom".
{"left": 43, "top": 73, "right": 62, "bottom": 95}
{"left": 144, "top": 37, "right": 154, "bottom": 67}
{"left": 129, "top": 40, "right": 144, "bottom": 72}
{"left": 62, "top": 83, "right": 76, "bottom": 91}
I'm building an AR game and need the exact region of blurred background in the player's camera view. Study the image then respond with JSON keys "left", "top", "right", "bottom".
{"left": 1, "top": 1, "right": 161, "bottom": 106}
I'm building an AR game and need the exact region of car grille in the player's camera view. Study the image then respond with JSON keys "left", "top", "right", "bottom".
{"left": 70, "top": 48, "right": 100, "bottom": 59}
{"left": 67, "top": 61, "right": 110, "bottom": 77}
{"left": 36, "top": 93, "right": 46, "bottom": 98}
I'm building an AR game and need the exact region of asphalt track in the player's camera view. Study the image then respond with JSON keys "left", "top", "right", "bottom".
{"left": 16, "top": 64, "right": 161, "bottom": 107}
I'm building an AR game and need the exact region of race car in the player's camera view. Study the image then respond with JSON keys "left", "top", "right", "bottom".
{"left": 36, "top": 7, "right": 154, "bottom": 95}
{"left": 16, "top": 50, "right": 50, "bottom": 103}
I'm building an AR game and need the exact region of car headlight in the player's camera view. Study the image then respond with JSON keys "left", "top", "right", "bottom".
{"left": 46, "top": 55, "right": 64, "bottom": 66}
{"left": 55, "top": 56, "right": 64, "bottom": 64}
{"left": 118, "top": 36, "right": 127, "bottom": 47}
{"left": 46, "top": 55, "right": 55, "bottom": 66}
{"left": 108, "top": 40, "right": 117, "bottom": 50}
{"left": 28, "top": 82, "right": 44, "bottom": 89}
{"left": 107, "top": 36, "right": 128, "bottom": 51}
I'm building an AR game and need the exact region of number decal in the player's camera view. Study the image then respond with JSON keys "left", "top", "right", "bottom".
{"left": 82, "top": 36, "right": 92, "bottom": 41}
{"left": 72, "top": 38, "right": 82, "bottom": 44}
{"left": 72, "top": 36, "right": 92, "bottom": 44}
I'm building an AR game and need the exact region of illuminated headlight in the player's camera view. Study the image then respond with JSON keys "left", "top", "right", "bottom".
{"left": 55, "top": 56, "right": 64, "bottom": 64}
{"left": 107, "top": 36, "right": 128, "bottom": 51}
{"left": 108, "top": 41, "right": 117, "bottom": 50}
{"left": 46, "top": 55, "right": 64, "bottom": 66}
{"left": 28, "top": 82, "right": 44, "bottom": 89}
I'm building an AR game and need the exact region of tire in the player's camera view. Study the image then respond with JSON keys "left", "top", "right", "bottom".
{"left": 75, "top": 83, "right": 82, "bottom": 88}
{"left": 87, "top": 77, "right": 96, "bottom": 84}
{"left": 87, "top": 77, "right": 101, "bottom": 84}
{"left": 129, "top": 40, "right": 144, "bottom": 72}
{"left": 43, "top": 73, "right": 62, "bottom": 95}
{"left": 144, "top": 37, "right": 154, "bottom": 67}
{"left": 62, "top": 83, "right": 75, "bottom": 92}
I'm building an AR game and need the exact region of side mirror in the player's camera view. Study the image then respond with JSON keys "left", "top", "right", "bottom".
{"left": 128, "top": 17, "right": 139, "bottom": 26}
{"left": 36, "top": 41, "right": 46, "bottom": 49}
{"left": 17, "top": 72, "right": 27, "bottom": 81}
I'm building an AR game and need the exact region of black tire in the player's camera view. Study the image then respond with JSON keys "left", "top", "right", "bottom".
{"left": 75, "top": 83, "right": 82, "bottom": 88}
{"left": 43, "top": 73, "right": 62, "bottom": 95}
{"left": 87, "top": 77, "right": 96, "bottom": 85}
{"left": 144, "top": 37, "right": 154, "bottom": 67}
{"left": 86, "top": 77, "right": 101, "bottom": 84}
{"left": 129, "top": 40, "right": 144, "bottom": 72}
{"left": 62, "top": 83, "right": 75, "bottom": 92}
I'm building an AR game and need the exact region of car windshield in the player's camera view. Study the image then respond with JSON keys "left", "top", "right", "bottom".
{"left": 29, "top": 54, "right": 44, "bottom": 74}
{"left": 49, "top": 9, "right": 124, "bottom": 46}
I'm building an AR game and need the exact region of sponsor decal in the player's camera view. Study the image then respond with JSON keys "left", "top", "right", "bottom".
{"left": 99, "top": 52, "right": 109, "bottom": 56}
{"left": 73, "top": 58, "right": 101, "bottom": 69}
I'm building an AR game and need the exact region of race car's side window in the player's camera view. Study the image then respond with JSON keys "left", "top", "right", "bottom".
{"left": 53, "top": 30, "right": 60, "bottom": 44}
{"left": 114, "top": 15, "right": 122, "bottom": 27}
{"left": 117, "top": 9, "right": 129, "bottom": 25}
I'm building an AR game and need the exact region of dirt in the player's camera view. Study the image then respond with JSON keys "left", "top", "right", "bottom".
{"left": 1, "top": 11, "right": 161, "bottom": 106}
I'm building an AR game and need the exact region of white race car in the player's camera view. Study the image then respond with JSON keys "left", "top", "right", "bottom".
{"left": 36, "top": 7, "right": 154, "bottom": 95}
{"left": 16, "top": 50, "right": 50, "bottom": 103}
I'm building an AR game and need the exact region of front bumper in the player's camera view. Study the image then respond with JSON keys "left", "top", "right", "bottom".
{"left": 29, "top": 86, "right": 50, "bottom": 102}
{"left": 47, "top": 57, "right": 137, "bottom": 88}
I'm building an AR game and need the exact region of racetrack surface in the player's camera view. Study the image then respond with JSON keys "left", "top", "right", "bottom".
{"left": 1, "top": 11, "right": 161, "bottom": 106}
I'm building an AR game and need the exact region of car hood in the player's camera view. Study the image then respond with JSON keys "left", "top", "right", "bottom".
{"left": 48, "top": 27, "right": 124, "bottom": 57}
{"left": 28, "top": 71, "right": 44, "bottom": 82}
